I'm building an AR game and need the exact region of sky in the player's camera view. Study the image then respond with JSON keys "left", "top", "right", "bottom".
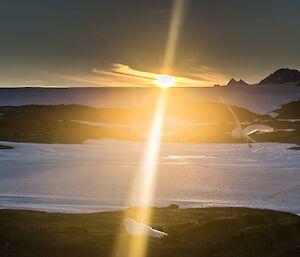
{"left": 0, "top": 0, "right": 300, "bottom": 87}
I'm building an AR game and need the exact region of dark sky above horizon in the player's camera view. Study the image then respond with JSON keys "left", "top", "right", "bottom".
{"left": 0, "top": 0, "right": 300, "bottom": 87}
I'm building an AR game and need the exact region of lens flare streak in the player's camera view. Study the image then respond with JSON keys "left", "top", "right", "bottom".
{"left": 112, "top": 1, "right": 186, "bottom": 257}
{"left": 130, "top": 91, "right": 168, "bottom": 208}
{"left": 127, "top": 91, "right": 167, "bottom": 257}
{"left": 163, "top": 0, "right": 186, "bottom": 73}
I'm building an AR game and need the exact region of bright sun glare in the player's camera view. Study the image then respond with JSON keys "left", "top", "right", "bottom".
{"left": 156, "top": 74, "right": 176, "bottom": 88}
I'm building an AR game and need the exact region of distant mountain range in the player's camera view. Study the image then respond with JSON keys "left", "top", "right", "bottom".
{"left": 226, "top": 68, "right": 300, "bottom": 86}
{"left": 226, "top": 79, "right": 248, "bottom": 87}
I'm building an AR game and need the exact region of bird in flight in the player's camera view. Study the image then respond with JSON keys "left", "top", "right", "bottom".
{"left": 124, "top": 218, "right": 168, "bottom": 238}
{"left": 219, "top": 96, "right": 274, "bottom": 148}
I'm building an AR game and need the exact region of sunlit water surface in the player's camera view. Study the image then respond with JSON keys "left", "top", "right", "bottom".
{"left": 0, "top": 140, "right": 299, "bottom": 214}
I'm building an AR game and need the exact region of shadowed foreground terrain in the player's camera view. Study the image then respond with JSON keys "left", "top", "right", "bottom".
{"left": 0, "top": 206, "right": 299, "bottom": 257}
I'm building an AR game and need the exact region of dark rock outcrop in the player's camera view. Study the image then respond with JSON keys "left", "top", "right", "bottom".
{"left": 227, "top": 78, "right": 248, "bottom": 87}
{"left": 259, "top": 68, "right": 300, "bottom": 85}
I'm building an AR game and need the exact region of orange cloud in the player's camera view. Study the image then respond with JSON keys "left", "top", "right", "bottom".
{"left": 59, "top": 63, "right": 228, "bottom": 87}
{"left": 185, "top": 66, "right": 230, "bottom": 85}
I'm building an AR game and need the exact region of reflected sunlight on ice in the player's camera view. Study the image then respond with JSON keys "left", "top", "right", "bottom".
{"left": 0, "top": 140, "right": 299, "bottom": 214}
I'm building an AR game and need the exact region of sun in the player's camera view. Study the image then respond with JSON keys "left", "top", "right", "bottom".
{"left": 155, "top": 74, "right": 176, "bottom": 88}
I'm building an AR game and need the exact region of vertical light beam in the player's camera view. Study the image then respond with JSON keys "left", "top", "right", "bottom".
{"left": 112, "top": 1, "right": 186, "bottom": 257}
{"left": 163, "top": 0, "right": 186, "bottom": 73}
{"left": 125, "top": 90, "right": 168, "bottom": 257}
{"left": 131, "top": 91, "right": 167, "bottom": 208}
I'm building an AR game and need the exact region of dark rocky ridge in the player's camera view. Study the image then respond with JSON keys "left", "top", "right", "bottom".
{"left": 227, "top": 78, "right": 248, "bottom": 86}
{"left": 0, "top": 103, "right": 271, "bottom": 144}
{"left": 0, "top": 103, "right": 300, "bottom": 146}
{"left": 223, "top": 68, "right": 300, "bottom": 87}
{"left": 273, "top": 101, "right": 300, "bottom": 119}
{"left": 259, "top": 68, "right": 300, "bottom": 85}
{"left": 0, "top": 145, "right": 13, "bottom": 149}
